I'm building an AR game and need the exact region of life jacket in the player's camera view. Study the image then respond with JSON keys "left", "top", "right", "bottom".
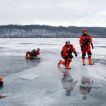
{"left": 80, "top": 34, "right": 92, "bottom": 46}
{"left": 82, "top": 37, "right": 90, "bottom": 45}
{"left": 61, "top": 44, "right": 76, "bottom": 58}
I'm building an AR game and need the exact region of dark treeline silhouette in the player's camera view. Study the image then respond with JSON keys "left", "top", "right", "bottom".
{"left": 0, "top": 25, "right": 106, "bottom": 38}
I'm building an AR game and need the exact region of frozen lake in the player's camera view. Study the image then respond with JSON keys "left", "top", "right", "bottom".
{"left": 0, "top": 38, "right": 106, "bottom": 106}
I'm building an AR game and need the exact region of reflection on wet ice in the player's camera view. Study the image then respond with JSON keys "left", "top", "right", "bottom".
{"left": 58, "top": 62, "right": 102, "bottom": 100}
{"left": 60, "top": 68, "right": 77, "bottom": 96}
{"left": 80, "top": 76, "right": 93, "bottom": 100}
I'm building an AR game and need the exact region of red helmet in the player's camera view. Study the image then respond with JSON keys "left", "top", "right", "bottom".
{"left": 82, "top": 28, "right": 87, "bottom": 32}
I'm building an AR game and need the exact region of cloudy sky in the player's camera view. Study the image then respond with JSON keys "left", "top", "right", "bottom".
{"left": 0, "top": 0, "right": 106, "bottom": 27}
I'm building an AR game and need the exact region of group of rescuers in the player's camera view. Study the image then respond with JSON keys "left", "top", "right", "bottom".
{"left": 58, "top": 28, "right": 94, "bottom": 69}
{"left": 26, "top": 28, "right": 94, "bottom": 69}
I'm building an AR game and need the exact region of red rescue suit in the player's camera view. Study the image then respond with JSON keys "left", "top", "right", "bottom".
{"left": 61, "top": 44, "right": 76, "bottom": 58}
{"left": 26, "top": 49, "right": 40, "bottom": 60}
{"left": 79, "top": 34, "right": 93, "bottom": 58}
{"left": 60, "top": 44, "right": 77, "bottom": 69}
{"left": 31, "top": 50, "right": 40, "bottom": 57}
{"left": 79, "top": 34, "right": 93, "bottom": 65}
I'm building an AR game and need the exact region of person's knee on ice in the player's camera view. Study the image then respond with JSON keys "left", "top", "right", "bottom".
{"left": 58, "top": 60, "right": 65, "bottom": 66}
{"left": 58, "top": 51, "right": 66, "bottom": 66}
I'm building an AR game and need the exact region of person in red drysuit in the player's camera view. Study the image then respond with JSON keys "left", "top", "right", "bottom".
{"left": 79, "top": 28, "right": 94, "bottom": 65}
{"left": 58, "top": 41, "right": 77, "bottom": 69}
{"left": 31, "top": 48, "right": 40, "bottom": 57}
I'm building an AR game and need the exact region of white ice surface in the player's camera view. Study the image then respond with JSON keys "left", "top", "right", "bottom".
{"left": 0, "top": 38, "right": 106, "bottom": 106}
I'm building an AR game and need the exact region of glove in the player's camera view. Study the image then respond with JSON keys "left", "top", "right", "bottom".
{"left": 91, "top": 44, "right": 94, "bottom": 49}
{"left": 74, "top": 52, "right": 77, "bottom": 57}
{"left": 80, "top": 45, "right": 83, "bottom": 51}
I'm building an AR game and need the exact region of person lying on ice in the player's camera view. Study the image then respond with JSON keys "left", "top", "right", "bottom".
{"left": 31, "top": 48, "right": 40, "bottom": 57}
{"left": 26, "top": 48, "right": 40, "bottom": 59}
{"left": 79, "top": 28, "right": 94, "bottom": 65}
{"left": 58, "top": 41, "right": 77, "bottom": 69}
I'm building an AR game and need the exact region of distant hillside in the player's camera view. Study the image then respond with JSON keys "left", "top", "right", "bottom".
{"left": 0, "top": 25, "right": 106, "bottom": 38}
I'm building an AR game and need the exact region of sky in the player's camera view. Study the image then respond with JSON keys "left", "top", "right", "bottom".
{"left": 0, "top": 0, "right": 106, "bottom": 27}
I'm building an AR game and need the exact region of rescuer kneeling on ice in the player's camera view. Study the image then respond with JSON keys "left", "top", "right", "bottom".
{"left": 58, "top": 41, "right": 77, "bottom": 69}
{"left": 79, "top": 28, "right": 94, "bottom": 65}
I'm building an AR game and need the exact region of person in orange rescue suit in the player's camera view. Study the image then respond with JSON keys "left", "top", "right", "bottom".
{"left": 58, "top": 41, "right": 77, "bottom": 69}
{"left": 79, "top": 28, "right": 94, "bottom": 65}
{"left": 31, "top": 48, "right": 40, "bottom": 57}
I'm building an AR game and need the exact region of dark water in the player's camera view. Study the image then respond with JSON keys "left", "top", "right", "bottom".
{"left": 0, "top": 56, "right": 41, "bottom": 76}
